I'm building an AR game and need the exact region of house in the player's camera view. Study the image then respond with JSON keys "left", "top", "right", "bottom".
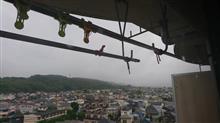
{"left": 57, "top": 103, "right": 72, "bottom": 110}
{"left": 84, "top": 114, "right": 103, "bottom": 123}
{"left": 19, "top": 104, "right": 34, "bottom": 114}
{"left": 24, "top": 110, "right": 67, "bottom": 123}
{"left": 98, "top": 118, "right": 116, "bottom": 123}
{"left": 0, "top": 102, "right": 15, "bottom": 119}
{"left": 120, "top": 115, "right": 133, "bottom": 123}
{"left": 56, "top": 120, "right": 83, "bottom": 123}
{"left": 121, "top": 107, "right": 132, "bottom": 116}
{"left": 145, "top": 104, "right": 164, "bottom": 123}
{"left": 7, "top": 111, "right": 24, "bottom": 123}
{"left": 37, "top": 105, "right": 48, "bottom": 112}
{"left": 75, "top": 99, "right": 85, "bottom": 105}
{"left": 24, "top": 114, "right": 40, "bottom": 123}
{"left": 107, "top": 107, "right": 119, "bottom": 116}
{"left": 120, "top": 107, "right": 133, "bottom": 123}
{"left": 37, "top": 110, "right": 67, "bottom": 121}
{"left": 145, "top": 105, "right": 159, "bottom": 117}
{"left": 84, "top": 109, "right": 108, "bottom": 123}
{"left": 84, "top": 118, "right": 99, "bottom": 123}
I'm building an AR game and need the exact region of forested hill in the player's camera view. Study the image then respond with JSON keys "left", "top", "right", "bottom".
{"left": 0, "top": 75, "right": 124, "bottom": 93}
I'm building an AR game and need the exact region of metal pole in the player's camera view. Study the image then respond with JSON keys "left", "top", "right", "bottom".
{"left": 0, "top": 30, "right": 140, "bottom": 62}
{"left": 3, "top": 0, "right": 181, "bottom": 60}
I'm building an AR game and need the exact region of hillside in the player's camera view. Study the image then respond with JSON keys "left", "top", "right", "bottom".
{"left": 0, "top": 75, "right": 124, "bottom": 93}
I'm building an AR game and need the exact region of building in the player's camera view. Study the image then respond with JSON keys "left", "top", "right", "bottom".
{"left": 37, "top": 105, "right": 48, "bottom": 112}
{"left": 57, "top": 103, "right": 72, "bottom": 110}
{"left": 0, "top": 102, "right": 15, "bottom": 119}
{"left": 19, "top": 104, "right": 34, "bottom": 114}
{"left": 0, "top": 111, "right": 24, "bottom": 123}
{"left": 98, "top": 118, "right": 116, "bottom": 123}
{"left": 38, "top": 110, "right": 67, "bottom": 121}
{"left": 56, "top": 120, "right": 83, "bottom": 123}
{"left": 24, "top": 110, "right": 67, "bottom": 123}
{"left": 84, "top": 112, "right": 108, "bottom": 123}
{"left": 120, "top": 107, "right": 133, "bottom": 123}
{"left": 145, "top": 105, "right": 159, "bottom": 122}
{"left": 120, "top": 115, "right": 133, "bottom": 123}
{"left": 24, "top": 114, "right": 40, "bottom": 123}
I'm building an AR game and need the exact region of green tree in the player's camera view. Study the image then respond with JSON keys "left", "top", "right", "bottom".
{"left": 66, "top": 110, "right": 77, "bottom": 120}
{"left": 47, "top": 104, "right": 57, "bottom": 111}
{"left": 71, "top": 102, "right": 79, "bottom": 112}
{"left": 77, "top": 111, "right": 85, "bottom": 121}
{"left": 108, "top": 114, "right": 114, "bottom": 120}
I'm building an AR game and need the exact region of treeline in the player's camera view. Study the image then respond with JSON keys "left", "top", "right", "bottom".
{"left": 0, "top": 75, "right": 124, "bottom": 93}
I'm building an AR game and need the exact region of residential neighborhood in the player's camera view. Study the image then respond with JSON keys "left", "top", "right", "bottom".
{"left": 0, "top": 87, "right": 176, "bottom": 123}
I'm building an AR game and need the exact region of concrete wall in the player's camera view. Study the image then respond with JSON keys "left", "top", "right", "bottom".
{"left": 172, "top": 71, "right": 220, "bottom": 123}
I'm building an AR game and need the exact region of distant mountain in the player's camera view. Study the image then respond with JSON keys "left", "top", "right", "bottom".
{"left": 0, "top": 75, "right": 125, "bottom": 93}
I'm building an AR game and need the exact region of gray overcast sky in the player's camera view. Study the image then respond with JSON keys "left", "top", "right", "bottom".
{"left": 0, "top": 1, "right": 210, "bottom": 87}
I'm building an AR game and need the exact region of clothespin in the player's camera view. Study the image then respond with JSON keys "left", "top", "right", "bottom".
{"left": 95, "top": 45, "right": 106, "bottom": 56}
{"left": 82, "top": 20, "right": 92, "bottom": 43}
{"left": 56, "top": 12, "right": 72, "bottom": 37}
{"left": 14, "top": 0, "right": 30, "bottom": 30}
{"left": 152, "top": 43, "right": 162, "bottom": 64}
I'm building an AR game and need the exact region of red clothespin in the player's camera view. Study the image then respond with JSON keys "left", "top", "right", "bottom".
{"left": 96, "top": 45, "right": 106, "bottom": 56}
